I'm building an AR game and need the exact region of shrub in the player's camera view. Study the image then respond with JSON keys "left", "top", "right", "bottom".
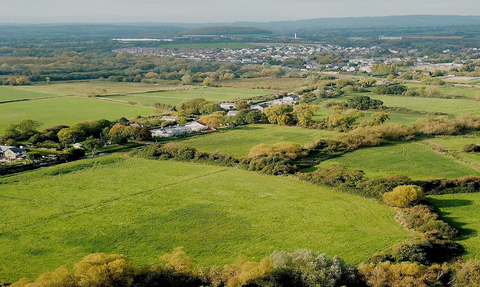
{"left": 396, "top": 205, "right": 458, "bottom": 239}
{"left": 248, "top": 142, "right": 305, "bottom": 160}
{"left": 304, "top": 164, "right": 365, "bottom": 187}
{"left": 462, "top": 143, "right": 480, "bottom": 153}
{"left": 269, "top": 249, "right": 362, "bottom": 287}
{"left": 453, "top": 260, "right": 480, "bottom": 287}
{"left": 357, "top": 174, "right": 412, "bottom": 195}
{"left": 383, "top": 185, "right": 424, "bottom": 208}
{"left": 248, "top": 154, "right": 298, "bottom": 175}
{"left": 359, "top": 261, "right": 450, "bottom": 287}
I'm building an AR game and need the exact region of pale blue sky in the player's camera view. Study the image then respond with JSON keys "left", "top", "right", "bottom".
{"left": 1, "top": 0, "right": 480, "bottom": 23}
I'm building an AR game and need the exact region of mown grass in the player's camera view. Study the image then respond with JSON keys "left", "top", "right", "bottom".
{"left": 428, "top": 193, "right": 480, "bottom": 260}
{"left": 178, "top": 124, "right": 339, "bottom": 158}
{"left": 0, "top": 97, "right": 153, "bottom": 133}
{"left": 103, "top": 87, "right": 272, "bottom": 106}
{"left": 0, "top": 86, "right": 56, "bottom": 101}
{"left": 0, "top": 154, "right": 408, "bottom": 283}
{"left": 316, "top": 142, "right": 480, "bottom": 179}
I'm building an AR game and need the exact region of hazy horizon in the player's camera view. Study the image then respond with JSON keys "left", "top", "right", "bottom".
{"left": 1, "top": 0, "right": 480, "bottom": 24}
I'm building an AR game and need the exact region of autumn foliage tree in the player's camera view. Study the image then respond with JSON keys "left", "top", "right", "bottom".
{"left": 383, "top": 185, "right": 425, "bottom": 208}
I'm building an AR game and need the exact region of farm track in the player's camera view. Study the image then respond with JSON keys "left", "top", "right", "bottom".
{"left": 0, "top": 95, "right": 69, "bottom": 104}
{"left": 399, "top": 144, "right": 417, "bottom": 168}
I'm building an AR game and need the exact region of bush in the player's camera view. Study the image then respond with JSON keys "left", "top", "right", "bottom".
{"left": 269, "top": 249, "right": 362, "bottom": 287}
{"left": 248, "top": 154, "right": 297, "bottom": 175}
{"left": 462, "top": 143, "right": 480, "bottom": 153}
{"left": 357, "top": 174, "right": 412, "bottom": 195}
{"left": 396, "top": 205, "right": 458, "bottom": 239}
{"left": 453, "top": 260, "right": 480, "bottom": 287}
{"left": 383, "top": 185, "right": 424, "bottom": 208}
{"left": 372, "top": 239, "right": 463, "bottom": 265}
{"left": 303, "top": 164, "right": 365, "bottom": 187}
{"left": 359, "top": 261, "right": 450, "bottom": 287}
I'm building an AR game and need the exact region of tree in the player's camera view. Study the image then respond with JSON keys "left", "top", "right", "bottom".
{"left": 372, "top": 63, "right": 397, "bottom": 76}
{"left": 82, "top": 137, "right": 103, "bottom": 155}
{"left": 199, "top": 111, "right": 226, "bottom": 129}
{"left": 293, "top": 103, "right": 319, "bottom": 127}
{"left": 363, "top": 112, "right": 390, "bottom": 126}
{"left": 58, "top": 128, "right": 81, "bottom": 146}
{"left": 263, "top": 105, "right": 295, "bottom": 125}
{"left": 383, "top": 185, "right": 424, "bottom": 207}
{"left": 4, "top": 119, "right": 42, "bottom": 140}
{"left": 181, "top": 72, "right": 193, "bottom": 85}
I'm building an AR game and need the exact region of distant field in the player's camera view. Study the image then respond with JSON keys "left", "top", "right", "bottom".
{"left": 0, "top": 86, "right": 56, "bottom": 101}
{"left": 428, "top": 193, "right": 480, "bottom": 260}
{"left": 219, "top": 77, "right": 307, "bottom": 91}
{"left": 0, "top": 97, "right": 153, "bottom": 133}
{"left": 103, "top": 87, "right": 271, "bottom": 106}
{"left": 17, "top": 81, "right": 177, "bottom": 97}
{"left": 316, "top": 142, "right": 480, "bottom": 179}
{"left": 312, "top": 108, "right": 433, "bottom": 126}
{"left": 405, "top": 83, "right": 480, "bottom": 99}
{"left": 370, "top": 94, "right": 480, "bottom": 115}
{"left": 0, "top": 154, "right": 408, "bottom": 282}
{"left": 179, "top": 124, "right": 339, "bottom": 158}
{"left": 149, "top": 43, "right": 254, "bottom": 49}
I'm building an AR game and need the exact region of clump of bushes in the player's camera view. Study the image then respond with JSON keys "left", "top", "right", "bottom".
{"left": 10, "top": 248, "right": 364, "bottom": 287}
{"left": 396, "top": 205, "right": 458, "bottom": 240}
{"left": 300, "top": 164, "right": 365, "bottom": 187}
{"left": 383, "top": 185, "right": 425, "bottom": 208}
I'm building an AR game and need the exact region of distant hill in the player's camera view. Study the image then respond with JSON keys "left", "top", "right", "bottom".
{"left": 179, "top": 26, "right": 272, "bottom": 36}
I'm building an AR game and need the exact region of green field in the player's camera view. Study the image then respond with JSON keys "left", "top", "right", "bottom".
{"left": 370, "top": 94, "right": 480, "bottom": 115}
{"left": 428, "top": 193, "right": 480, "bottom": 260}
{"left": 0, "top": 154, "right": 408, "bottom": 282}
{"left": 103, "top": 87, "right": 272, "bottom": 106}
{"left": 316, "top": 142, "right": 480, "bottom": 179}
{"left": 0, "top": 86, "right": 57, "bottom": 101}
{"left": 179, "top": 125, "right": 339, "bottom": 158}
{"left": 0, "top": 97, "right": 153, "bottom": 133}
{"left": 405, "top": 83, "right": 480, "bottom": 99}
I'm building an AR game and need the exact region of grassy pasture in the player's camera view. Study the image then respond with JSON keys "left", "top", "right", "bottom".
{"left": 179, "top": 125, "right": 339, "bottom": 158}
{"left": 428, "top": 193, "right": 480, "bottom": 260}
{"left": 103, "top": 87, "right": 271, "bottom": 106}
{"left": 370, "top": 94, "right": 480, "bottom": 115}
{"left": 0, "top": 97, "right": 153, "bottom": 133}
{"left": 16, "top": 81, "right": 177, "bottom": 97}
{"left": 0, "top": 86, "right": 56, "bottom": 102}
{"left": 0, "top": 154, "right": 408, "bottom": 282}
{"left": 219, "top": 77, "right": 307, "bottom": 91}
{"left": 405, "top": 83, "right": 480, "bottom": 99}
{"left": 316, "top": 142, "right": 480, "bottom": 179}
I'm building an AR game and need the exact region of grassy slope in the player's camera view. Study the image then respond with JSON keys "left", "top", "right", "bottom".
{"left": 317, "top": 142, "right": 480, "bottom": 179}
{"left": 0, "top": 154, "right": 408, "bottom": 282}
{"left": 179, "top": 125, "right": 338, "bottom": 158}
{"left": 104, "top": 87, "right": 272, "bottom": 106}
{"left": 0, "top": 97, "right": 153, "bottom": 133}
{"left": 428, "top": 193, "right": 480, "bottom": 260}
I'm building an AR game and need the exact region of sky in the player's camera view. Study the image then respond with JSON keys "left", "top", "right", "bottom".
{"left": 1, "top": 0, "right": 480, "bottom": 24}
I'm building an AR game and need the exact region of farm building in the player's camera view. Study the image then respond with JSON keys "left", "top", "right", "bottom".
{"left": 0, "top": 145, "right": 26, "bottom": 161}
{"left": 251, "top": 103, "right": 268, "bottom": 111}
{"left": 220, "top": 102, "right": 237, "bottom": 110}
{"left": 151, "top": 121, "right": 207, "bottom": 137}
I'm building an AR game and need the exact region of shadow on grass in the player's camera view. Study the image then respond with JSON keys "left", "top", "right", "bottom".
{"left": 428, "top": 198, "right": 478, "bottom": 240}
